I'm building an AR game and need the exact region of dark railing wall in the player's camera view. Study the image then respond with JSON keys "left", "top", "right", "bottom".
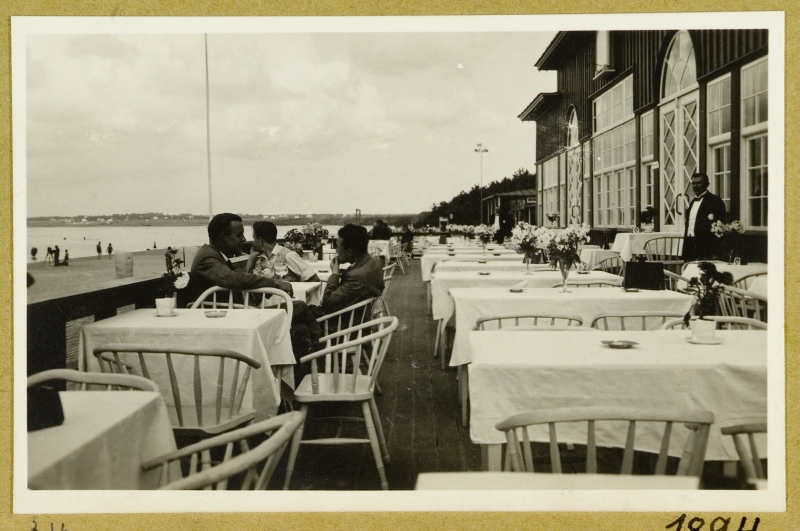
{"left": 27, "top": 275, "right": 162, "bottom": 377}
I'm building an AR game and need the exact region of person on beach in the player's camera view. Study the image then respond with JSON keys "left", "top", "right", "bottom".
{"left": 107, "top": 243, "right": 113, "bottom": 259}
{"left": 246, "top": 221, "right": 319, "bottom": 283}
{"left": 682, "top": 172, "right": 727, "bottom": 261}
{"left": 63, "top": 250, "right": 69, "bottom": 266}
{"left": 45, "top": 247, "right": 53, "bottom": 265}
{"left": 165, "top": 247, "right": 179, "bottom": 271}
{"left": 53, "top": 245, "right": 60, "bottom": 267}
{"left": 31, "top": 247, "right": 38, "bottom": 261}
{"left": 96, "top": 242, "right": 102, "bottom": 259}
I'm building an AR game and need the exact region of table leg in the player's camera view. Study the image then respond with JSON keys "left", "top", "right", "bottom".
{"left": 481, "top": 444, "right": 503, "bottom": 471}
{"left": 426, "top": 282, "right": 432, "bottom": 315}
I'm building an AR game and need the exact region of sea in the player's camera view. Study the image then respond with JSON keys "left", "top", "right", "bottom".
{"left": 25, "top": 225, "right": 341, "bottom": 262}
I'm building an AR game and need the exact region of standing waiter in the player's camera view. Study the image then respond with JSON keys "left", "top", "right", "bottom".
{"left": 682, "top": 173, "right": 727, "bottom": 261}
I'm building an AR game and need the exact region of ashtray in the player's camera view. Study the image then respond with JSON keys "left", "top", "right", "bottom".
{"left": 577, "top": 271, "right": 589, "bottom": 275}
{"left": 508, "top": 288, "right": 526, "bottom": 293}
{"left": 601, "top": 340, "right": 638, "bottom": 349}
{"left": 478, "top": 272, "right": 491, "bottom": 276}
{"left": 685, "top": 337, "right": 724, "bottom": 345}
{"left": 478, "top": 261, "right": 487, "bottom": 264}
{"left": 623, "top": 288, "right": 639, "bottom": 293}
{"left": 205, "top": 310, "right": 227, "bottom": 318}
{"left": 492, "top": 253, "right": 501, "bottom": 256}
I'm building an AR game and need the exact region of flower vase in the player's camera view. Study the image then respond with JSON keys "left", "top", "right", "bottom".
{"left": 558, "top": 259, "right": 571, "bottom": 293}
{"left": 690, "top": 317, "right": 716, "bottom": 342}
{"left": 315, "top": 240, "right": 324, "bottom": 261}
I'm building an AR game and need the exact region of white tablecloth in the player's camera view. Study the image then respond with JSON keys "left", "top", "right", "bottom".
{"left": 432, "top": 261, "right": 543, "bottom": 275}
{"left": 680, "top": 262, "right": 768, "bottom": 296}
{"left": 425, "top": 247, "right": 515, "bottom": 255}
{"left": 422, "top": 253, "right": 524, "bottom": 282}
{"left": 432, "top": 270, "right": 621, "bottom": 322}
{"left": 450, "top": 288, "right": 693, "bottom": 366}
{"left": 289, "top": 281, "right": 323, "bottom": 306}
{"left": 580, "top": 249, "right": 621, "bottom": 270}
{"left": 612, "top": 232, "right": 682, "bottom": 261}
{"left": 468, "top": 329, "right": 767, "bottom": 461}
{"left": 29, "top": 391, "right": 178, "bottom": 489}
{"left": 80, "top": 308, "right": 295, "bottom": 420}
{"left": 368, "top": 240, "right": 391, "bottom": 257}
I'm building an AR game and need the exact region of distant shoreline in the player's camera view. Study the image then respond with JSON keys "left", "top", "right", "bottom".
{"left": 26, "top": 215, "right": 420, "bottom": 229}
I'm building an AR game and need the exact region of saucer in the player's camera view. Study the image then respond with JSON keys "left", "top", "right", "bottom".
{"left": 205, "top": 310, "right": 227, "bottom": 318}
{"left": 508, "top": 288, "right": 526, "bottom": 293}
{"left": 155, "top": 311, "right": 177, "bottom": 317}
{"left": 601, "top": 340, "right": 638, "bottom": 349}
{"left": 623, "top": 288, "right": 639, "bottom": 293}
{"left": 577, "top": 271, "right": 589, "bottom": 275}
{"left": 478, "top": 272, "right": 491, "bottom": 276}
{"left": 685, "top": 337, "right": 724, "bottom": 345}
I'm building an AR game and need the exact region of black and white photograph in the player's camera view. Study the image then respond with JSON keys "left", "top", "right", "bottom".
{"left": 13, "top": 13, "right": 784, "bottom": 514}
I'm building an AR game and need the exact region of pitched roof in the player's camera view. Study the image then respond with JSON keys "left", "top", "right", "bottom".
{"left": 518, "top": 92, "right": 562, "bottom": 122}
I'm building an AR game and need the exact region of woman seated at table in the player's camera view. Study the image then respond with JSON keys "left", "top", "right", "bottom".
{"left": 246, "top": 221, "right": 320, "bottom": 282}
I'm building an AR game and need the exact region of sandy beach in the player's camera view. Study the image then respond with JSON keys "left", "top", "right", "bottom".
{"left": 26, "top": 246, "right": 200, "bottom": 301}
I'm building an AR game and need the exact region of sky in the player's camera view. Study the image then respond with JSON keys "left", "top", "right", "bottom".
{"left": 25, "top": 30, "right": 556, "bottom": 217}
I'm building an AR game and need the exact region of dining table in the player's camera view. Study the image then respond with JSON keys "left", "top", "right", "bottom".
{"left": 422, "top": 252, "right": 524, "bottom": 282}
{"left": 579, "top": 248, "right": 621, "bottom": 270}
{"left": 79, "top": 308, "right": 295, "bottom": 420}
{"left": 468, "top": 329, "right": 767, "bottom": 471}
{"left": 612, "top": 231, "right": 682, "bottom": 261}
{"left": 28, "top": 391, "right": 179, "bottom": 489}
{"left": 432, "top": 261, "right": 546, "bottom": 275}
{"left": 450, "top": 286, "right": 693, "bottom": 367}
{"left": 680, "top": 261, "right": 768, "bottom": 297}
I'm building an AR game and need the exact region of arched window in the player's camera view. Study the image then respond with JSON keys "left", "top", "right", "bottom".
{"left": 567, "top": 108, "right": 580, "bottom": 147}
{"left": 662, "top": 31, "right": 697, "bottom": 98}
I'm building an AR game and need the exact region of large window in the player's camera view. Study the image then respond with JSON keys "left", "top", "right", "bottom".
{"left": 592, "top": 75, "right": 636, "bottom": 227}
{"left": 707, "top": 74, "right": 732, "bottom": 213}
{"left": 640, "top": 111, "right": 654, "bottom": 160}
{"left": 542, "top": 157, "right": 559, "bottom": 223}
{"left": 708, "top": 75, "right": 731, "bottom": 138}
{"left": 711, "top": 144, "right": 731, "bottom": 212}
{"left": 741, "top": 57, "right": 768, "bottom": 228}
{"left": 662, "top": 31, "right": 696, "bottom": 98}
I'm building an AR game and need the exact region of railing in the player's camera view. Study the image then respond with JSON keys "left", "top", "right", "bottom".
{"left": 27, "top": 275, "right": 162, "bottom": 378}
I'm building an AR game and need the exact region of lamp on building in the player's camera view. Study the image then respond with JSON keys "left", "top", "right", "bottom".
{"left": 474, "top": 143, "right": 489, "bottom": 224}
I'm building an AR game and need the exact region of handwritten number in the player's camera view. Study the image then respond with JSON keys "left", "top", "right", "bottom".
{"left": 688, "top": 518, "right": 706, "bottom": 531}
{"left": 666, "top": 514, "right": 686, "bottom": 530}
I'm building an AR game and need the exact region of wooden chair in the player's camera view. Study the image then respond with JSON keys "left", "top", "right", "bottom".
{"left": 718, "top": 285, "right": 768, "bottom": 323}
{"left": 644, "top": 237, "right": 685, "bottom": 274}
{"left": 496, "top": 406, "right": 714, "bottom": 477}
{"left": 283, "top": 316, "right": 399, "bottom": 490}
{"left": 590, "top": 311, "right": 687, "bottom": 331}
{"left": 551, "top": 279, "right": 622, "bottom": 288}
{"left": 190, "top": 287, "right": 293, "bottom": 343}
{"left": 93, "top": 343, "right": 261, "bottom": 438}
{"left": 27, "top": 368, "right": 159, "bottom": 392}
{"left": 316, "top": 297, "right": 379, "bottom": 342}
{"left": 660, "top": 316, "right": 768, "bottom": 330}
{"left": 141, "top": 411, "right": 304, "bottom": 490}
{"left": 388, "top": 242, "right": 406, "bottom": 274}
{"left": 475, "top": 315, "right": 585, "bottom": 331}
{"left": 732, "top": 272, "right": 767, "bottom": 291}
{"left": 664, "top": 270, "right": 691, "bottom": 293}
{"left": 720, "top": 421, "right": 767, "bottom": 482}
{"left": 374, "top": 264, "right": 396, "bottom": 318}
{"left": 594, "top": 256, "right": 626, "bottom": 277}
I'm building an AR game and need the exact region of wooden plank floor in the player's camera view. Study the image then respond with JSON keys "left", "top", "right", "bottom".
{"left": 271, "top": 258, "right": 481, "bottom": 490}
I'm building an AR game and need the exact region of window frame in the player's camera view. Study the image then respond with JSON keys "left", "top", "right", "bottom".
{"left": 740, "top": 56, "right": 769, "bottom": 231}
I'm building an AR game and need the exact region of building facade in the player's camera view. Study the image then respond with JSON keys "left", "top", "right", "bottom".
{"left": 519, "top": 30, "right": 768, "bottom": 260}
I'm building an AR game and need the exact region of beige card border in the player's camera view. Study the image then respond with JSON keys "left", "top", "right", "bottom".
{"left": 3, "top": 2, "right": 796, "bottom": 530}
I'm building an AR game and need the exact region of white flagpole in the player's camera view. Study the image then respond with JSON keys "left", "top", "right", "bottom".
{"left": 205, "top": 33, "right": 213, "bottom": 221}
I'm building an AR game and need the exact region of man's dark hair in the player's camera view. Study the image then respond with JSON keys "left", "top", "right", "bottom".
{"left": 208, "top": 213, "right": 242, "bottom": 243}
{"left": 692, "top": 172, "right": 710, "bottom": 185}
{"left": 338, "top": 224, "right": 369, "bottom": 255}
{"left": 252, "top": 221, "right": 278, "bottom": 243}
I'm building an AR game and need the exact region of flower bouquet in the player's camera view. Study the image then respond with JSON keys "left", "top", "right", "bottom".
{"left": 302, "top": 222, "right": 329, "bottom": 259}
{"left": 282, "top": 228, "right": 306, "bottom": 254}
{"left": 683, "top": 262, "right": 734, "bottom": 340}
{"left": 508, "top": 222, "right": 539, "bottom": 273}
{"left": 639, "top": 207, "right": 656, "bottom": 232}
{"left": 473, "top": 224, "right": 494, "bottom": 252}
{"left": 711, "top": 220, "right": 745, "bottom": 263}
{"left": 541, "top": 224, "right": 590, "bottom": 292}
{"left": 158, "top": 263, "right": 190, "bottom": 315}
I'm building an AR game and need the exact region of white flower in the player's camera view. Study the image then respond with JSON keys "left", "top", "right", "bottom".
{"left": 708, "top": 214, "right": 714, "bottom": 220}
{"left": 174, "top": 271, "right": 190, "bottom": 289}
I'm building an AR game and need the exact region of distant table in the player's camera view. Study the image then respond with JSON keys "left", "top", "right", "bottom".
{"left": 289, "top": 281, "right": 323, "bottom": 306}
{"left": 29, "top": 391, "right": 178, "bottom": 489}
{"left": 80, "top": 308, "right": 295, "bottom": 420}
{"left": 612, "top": 232, "right": 682, "bottom": 261}
{"left": 422, "top": 253, "right": 523, "bottom": 282}
{"left": 450, "top": 287, "right": 693, "bottom": 366}
{"left": 580, "top": 248, "right": 621, "bottom": 270}
{"left": 368, "top": 240, "right": 391, "bottom": 258}
{"left": 469, "top": 329, "right": 767, "bottom": 470}
{"left": 425, "top": 247, "right": 516, "bottom": 255}
{"left": 433, "top": 261, "right": 543, "bottom": 275}
{"left": 680, "top": 262, "right": 768, "bottom": 296}
{"left": 415, "top": 472, "right": 700, "bottom": 490}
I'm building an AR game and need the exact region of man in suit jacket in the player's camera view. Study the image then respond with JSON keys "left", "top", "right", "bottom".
{"left": 323, "top": 224, "right": 385, "bottom": 315}
{"left": 682, "top": 173, "right": 727, "bottom": 261}
{"left": 184, "top": 213, "right": 294, "bottom": 306}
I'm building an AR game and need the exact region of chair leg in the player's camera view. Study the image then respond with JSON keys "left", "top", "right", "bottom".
{"left": 433, "top": 319, "right": 443, "bottom": 359}
{"left": 440, "top": 325, "right": 448, "bottom": 370}
{"left": 362, "top": 401, "right": 389, "bottom": 490}
{"left": 368, "top": 396, "right": 390, "bottom": 463}
{"left": 283, "top": 404, "right": 308, "bottom": 490}
{"left": 459, "top": 365, "right": 469, "bottom": 427}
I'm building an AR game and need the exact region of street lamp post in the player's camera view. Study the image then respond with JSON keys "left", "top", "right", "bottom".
{"left": 474, "top": 143, "right": 489, "bottom": 225}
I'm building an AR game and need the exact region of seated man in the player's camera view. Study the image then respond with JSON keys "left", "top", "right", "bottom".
{"left": 185, "top": 213, "right": 294, "bottom": 304}
{"left": 400, "top": 223, "right": 414, "bottom": 254}
{"left": 322, "top": 224, "right": 385, "bottom": 316}
{"left": 246, "top": 221, "right": 320, "bottom": 282}
{"left": 369, "top": 220, "right": 393, "bottom": 240}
